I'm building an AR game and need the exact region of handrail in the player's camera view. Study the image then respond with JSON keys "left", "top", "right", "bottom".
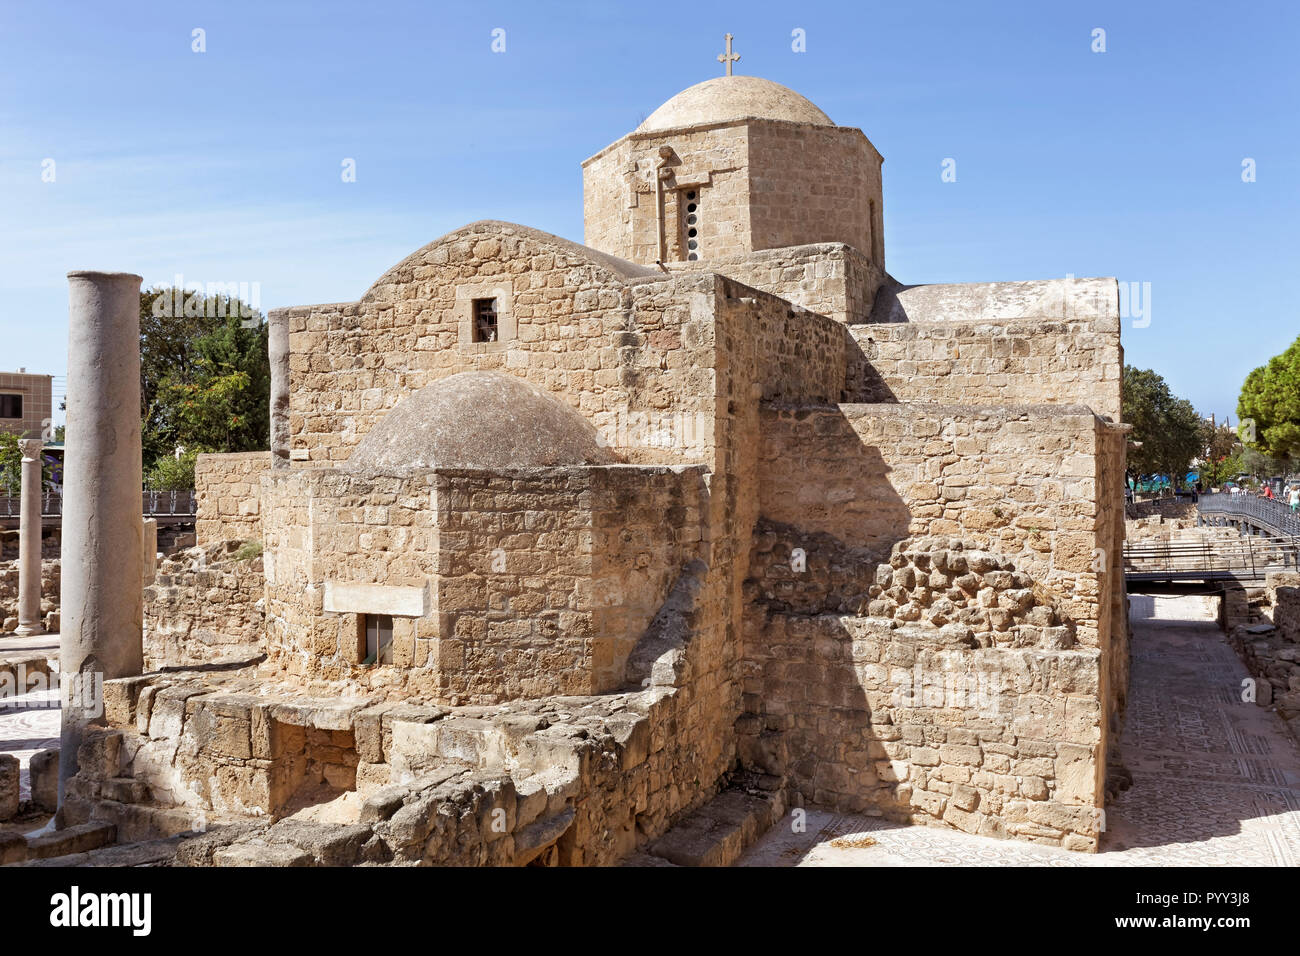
{"left": 0, "top": 489, "right": 198, "bottom": 519}
{"left": 1124, "top": 520, "right": 1300, "bottom": 578}
{"left": 1198, "top": 491, "right": 1300, "bottom": 538}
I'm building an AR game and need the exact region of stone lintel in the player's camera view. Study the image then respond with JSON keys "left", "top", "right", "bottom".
{"left": 323, "top": 581, "right": 428, "bottom": 617}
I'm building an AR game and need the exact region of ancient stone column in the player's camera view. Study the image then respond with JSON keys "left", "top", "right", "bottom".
{"left": 14, "top": 438, "right": 44, "bottom": 636}
{"left": 59, "top": 271, "right": 144, "bottom": 809}
{"left": 141, "top": 517, "right": 158, "bottom": 586}
{"left": 268, "top": 309, "right": 290, "bottom": 468}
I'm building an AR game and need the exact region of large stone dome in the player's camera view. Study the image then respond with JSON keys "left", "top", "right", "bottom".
{"left": 348, "top": 371, "right": 616, "bottom": 470}
{"left": 637, "top": 75, "right": 833, "bottom": 132}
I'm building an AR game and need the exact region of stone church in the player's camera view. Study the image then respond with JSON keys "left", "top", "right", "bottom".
{"left": 62, "top": 63, "right": 1129, "bottom": 865}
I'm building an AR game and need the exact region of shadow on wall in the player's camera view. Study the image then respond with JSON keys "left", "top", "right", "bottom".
{"left": 843, "top": 331, "right": 897, "bottom": 405}
{"left": 743, "top": 407, "right": 924, "bottom": 822}
{"left": 758, "top": 406, "right": 912, "bottom": 564}
{"left": 741, "top": 408, "right": 1103, "bottom": 848}
{"left": 837, "top": 330, "right": 899, "bottom": 405}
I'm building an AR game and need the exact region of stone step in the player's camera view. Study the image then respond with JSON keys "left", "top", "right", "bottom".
{"left": 645, "top": 789, "right": 785, "bottom": 867}
{"left": 24, "top": 821, "right": 117, "bottom": 861}
{"left": 7, "top": 836, "right": 183, "bottom": 868}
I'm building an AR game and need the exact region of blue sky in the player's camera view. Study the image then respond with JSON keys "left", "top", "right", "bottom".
{"left": 1, "top": 0, "right": 1296, "bottom": 424}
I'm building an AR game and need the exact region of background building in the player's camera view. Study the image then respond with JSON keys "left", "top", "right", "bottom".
{"left": 0, "top": 370, "right": 52, "bottom": 442}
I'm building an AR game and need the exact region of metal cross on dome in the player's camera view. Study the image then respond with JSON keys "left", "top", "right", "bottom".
{"left": 717, "top": 33, "right": 740, "bottom": 76}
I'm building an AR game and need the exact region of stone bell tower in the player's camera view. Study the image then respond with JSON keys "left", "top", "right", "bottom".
{"left": 582, "top": 39, "right": 885, "bottom": 270}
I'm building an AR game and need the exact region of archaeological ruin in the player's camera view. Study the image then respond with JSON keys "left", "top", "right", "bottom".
{"left": 7, "top": 69, "right": 1132, "bottom": 866}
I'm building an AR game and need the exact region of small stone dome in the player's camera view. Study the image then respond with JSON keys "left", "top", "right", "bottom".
{"left": 637, "top": 75, "right": 833, "bottom": 132}
{"left": 348, "top": 371, "right": 616, "bottom": 470}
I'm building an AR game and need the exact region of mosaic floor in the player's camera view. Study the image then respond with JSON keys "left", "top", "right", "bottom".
{"left": 741, "top": 595, "right": 1300, "bottom": 866}
{"left": 0, "top": 633, "right": 60, "bottom": 801}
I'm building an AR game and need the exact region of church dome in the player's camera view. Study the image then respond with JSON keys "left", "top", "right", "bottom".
{"left": 348, "top": 371, "right": 616, "bottom": 471}
{"left": 637, "top": 75, "right": 833, "bottom": 132}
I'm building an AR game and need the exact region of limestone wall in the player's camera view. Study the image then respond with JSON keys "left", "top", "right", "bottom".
{"left": 758, "top": 403, "right": 1110, "bottom": 645}
{"left": 1224, "top": 573, "right": 1300, "bottom": 741}
{"left": 743, "top": 402, "right": 1116, "bottom": 849}
{"left": 847, "top": 318, "right": 1123, "bottom": 422}
{"left": 143, "top": 541, "right": 265, "bottom": 669}
{"left": 278, "top": 223, "right": 748, "bottom": 467}
{"left": 739, "top": 609, "right": 1102, "bottom": 850}
{"left": 262, "top": 468, "right": 439, "bottom": 686}
{"left": 1126, "top": 498, "right": 1195, "bottom": 521}
{"left": 582, "top": 119, "right": 883, "bottom": 269}
{"left": 719, "top": 281, "right": 847, "bottom": 404}
{"left": 434, "top": 465, "right": 705, "bottom": 701}
{"left": 582, "top": 124, "right": 753, "bottom": 264}
{"left": 0, "top": 558, "right": 59, "bottom": 633}
{"left": 1269, "top": 572, "right": 1300, "bottom": 643}
{"left": 279, "top": 224, "right": 851, "bottom": 472}
{"left": 79, "top": 669, "right": 748, "bottom": 865}
{"left": 685, "top": 243, "right": 884, "bottom": 326}
{"left": 261, "top": 464, "right": 706, "bottom": 703}
{"left": 1096, "top": 420, "right": 1130, "bottom": 749}
{"left": 747, "top": 122, "right": 882, "bottom": 262}
{"left": 195, "top": 452, "right": 272, "bottom": 545}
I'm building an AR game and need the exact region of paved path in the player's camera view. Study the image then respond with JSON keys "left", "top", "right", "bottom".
{"left": 740, "top": 595, "right": 1300, "bottom": 866}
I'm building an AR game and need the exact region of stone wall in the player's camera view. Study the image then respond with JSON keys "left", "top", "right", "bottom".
{"left": 195, "top": 451, "right": 272, "bottom": 545}
{"left": 277, "top": 223, "right": 750, "bottom": 467}
{"left": 582, "top": 118, "right": 883, "bottom": 269}
{"left": 747, "top": 523, "right": 1074, "bottom": 647}
{"left": 1269, "top": 572, "right": 1300, "bottom": 643}
{"left": 1126, "top": 498, "right": 1195, "bottom": 521}
{"left": 742, "top": 401, "right": 1118, "bottom": 849}
{"left": 143, "top": 541, "right": 265, "bottom": 670}
{"left": 747, "top": 122, "right": 882, "bottom": 262}
{"left": 741, "top": 524, "right": 1103, "bottom": 850}
{"left": 722, "top": 284, "right": 846, "bottom": 404}
{"left": 739, "top": 608, "right": 1102, "bottom": 850}
{"left": 582, "top": 124, "right": 753, "bottom": 264}
{"left": 0, "top": 558, "right": 59, "bottom": 633}
{"left": 1096, "top": 419, "right": 1131, "bottom": 752}
{"left": 261, "top": 468, "right": 438, "bottom": 687}
{"left": 261, "top": 464, "right": 706, "bottom": 703}
{"left": 681, "top": 243, "right": 884, "bottom": 327}
{"left": 758, "top": 402, "right": 1112, "bottom": 646}
{"left": 847, "top": 317, "right": 1123, "bottom": 422}
{"left": 70, "top": 664, "right": 746, "bottom": 865}
{"left": 1224, "top": 572, "right": 1300, "bottom": 741}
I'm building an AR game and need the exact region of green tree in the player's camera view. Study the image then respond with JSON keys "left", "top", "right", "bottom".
{"left": 139, "top": 287, "right": 269, "bottom": 472}
{"left": 1240, "top": 446, "right": 1298, "bottom": 481}
{"left": 1238, "top": 334, "right": 1300, "bottom": 461}
{"left": 0, "top": 431, "right": 53, "bottom": 495}
{"left": 144, "top": 449, "right": 198, "bottom": 491}
{"left": 1123, "top": 365, "right": 1203, "bottom": 493}
{"left": 1196, "top": 420, "right": 1244, "bottom": 487}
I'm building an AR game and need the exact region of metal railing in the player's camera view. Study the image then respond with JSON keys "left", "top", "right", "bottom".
{"left": 1124, "top": 532, "right": 1300, "bottom": 582}
{"left": 1197, "top": 491, "right": 1300, "bottom": 538}
{"left": 0, "top": 489, "right": 197, "bottom": 520}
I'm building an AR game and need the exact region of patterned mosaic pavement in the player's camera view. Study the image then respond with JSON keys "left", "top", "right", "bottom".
{"left": 741, "top": 595, "right": 1300, "bottom": 866}
{"left": 0, "top": 634, "right": 60, "bottom": 801}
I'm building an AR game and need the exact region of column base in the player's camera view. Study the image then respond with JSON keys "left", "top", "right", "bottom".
{"left": 13, "top": 623, "right": 43, "bottom": 636}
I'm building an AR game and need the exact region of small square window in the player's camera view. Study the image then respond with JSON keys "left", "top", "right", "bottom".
{"left": 359, "top": 614, "right": 393, "bottom": 665}
{"left": 0, "top": 394, "right": 21, "bottom": 420}
{"left": 472, "top": 298, "right": 498, "bottom": 343}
